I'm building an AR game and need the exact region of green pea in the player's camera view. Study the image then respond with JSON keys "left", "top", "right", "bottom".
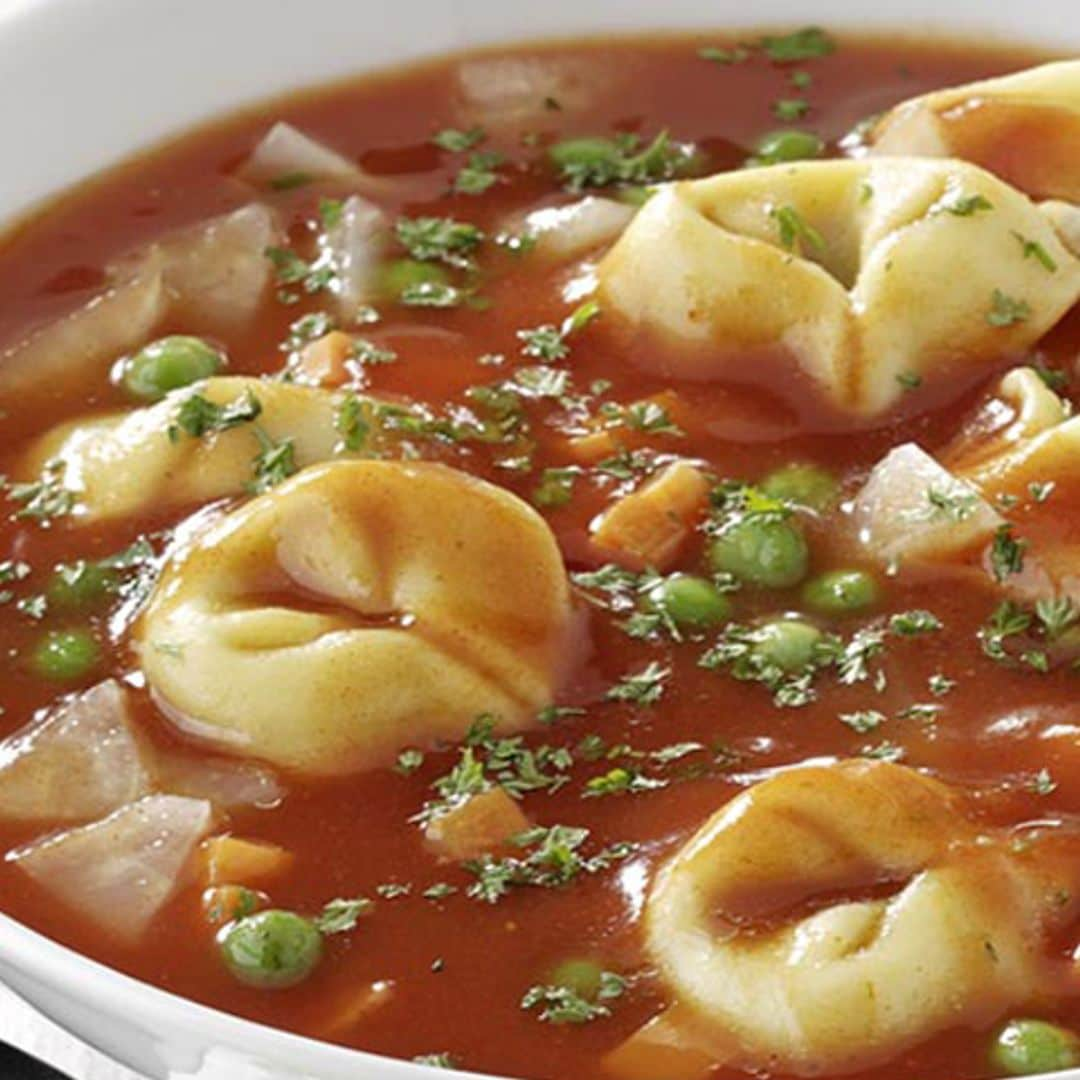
{"left": 122, "top": 336, "right": 224, "bottom": 401}
{"left": 751, "top": 129, "right": 825, "bottom": 166}
{"left": 31, "top": 628, "right": 101, "bottom": 681}
{"left": 549, "top": 958, "right": 605, "bottom": 1000}
{"left": 709, "top": 518, "right": 809, "bottom": 589}
{"left": 548, "top": 137, "right": 621, "bottom": 173}
{"left": 802, "top": 569, "right": 879, "bottom": 615}
{"left": 46, "top": 561, "right": 118, "bottom": 610}
{"left": 761, "top": 463, "right": 838, "bottom": 511}
{"left": 752, "top": 619, "right": 823, "bottom": 672}
{"left": 647, "top": 574, "right": 731, "bottom": 628}
{"left": 219, "top": 910, "right": 323, "bottom": 990}
{"left": 991, "top": 1019, "right": 1080, "bottom": 1076}
{"left": 379, "top": 259, "right": 450, "bottom": 299}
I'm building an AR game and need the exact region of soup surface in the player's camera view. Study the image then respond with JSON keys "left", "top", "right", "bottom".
{"left": 0, "top": 28, "right": 1079, "bottom": 1080}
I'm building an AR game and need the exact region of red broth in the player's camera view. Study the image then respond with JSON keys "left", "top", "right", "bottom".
{"left": 0, "top": 31, "right": 1078, "bottom": 1080}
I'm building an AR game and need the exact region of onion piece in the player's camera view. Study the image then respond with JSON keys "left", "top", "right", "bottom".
{"left": 0, "top": 680, "right": 153, "bottom": 823}
{"left": 155, "top": 754, "right": 284, "bottom": 811}
{"left": 9, "top": 794, "right": 213, "bottom": 943}
{"left": 519, "top": 197, "right": 635, "bottom": 260}
{"left": 0, "top": 203, "right": 280, "bottom": 408}
{"left": 146, "top": 203, "right": 279, "bottom": 333}
{"left": 237, "top": 121, "right": 361, "bottom": 185}
{"left": 320, "top": 194, "right": 389, "bottom": 319}
{"left": 0, "top": 270, "right": 166, "bottom": 406}
{"left": 851, "top": 442, "right": 1002, "bottom": 565}
{"left": 454, "top": 56, "right": 624, "bottom": 132}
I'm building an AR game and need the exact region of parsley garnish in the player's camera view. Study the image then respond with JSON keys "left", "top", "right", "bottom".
{"left": 758, "top": 27, "right": 835, "bottom": 63}
{"left": 401, "top": 281, "right": 466, "bottom": 308}
{"left": 521, "top": 971, "right": 626, "bottom": 1024}
{"left": 771, "top": 205, "right": 825, "bottom": 253}
{"left": 412, "top": 1054, "right": 459, "bottom": 1070}
{"left": 840, "top": 709, "right": 885, "bottom": 734}
{"left": 431, "top": 126, "right": 486, "bottom": 152}
{"left": 168, "top": 391, "right": 262, "bottom": 441}
{"left": 465, "top": 826, "right": 635, "bottom": 904}
{"left": 938, "top": 192, "right": 993, "bottom": 216}
{"left": 453, "top": 150, "right": 505, "bottom": 195}
{"left": 605, "top": 661, "right": 670, "bottom": 706}
{"left": 1012, "top": 231, "right": 1058, "bottom": 272}
{"left": 773, "top": 98, "right": 810, "bottom": 120}
{"left": 314, "top": 897, "right": 373, "bottom": 934}
{"left": 989, "top": 524, "right": 1027, "bottom": 583}
{"left": 552, "top": 131, "right": 693, "bottom": 193}
{"left": 698, "top": 45, "right": 750, "bottom": 65}
{"left": 249, "top": 428, "right": 297, "bottom": 493}
{"left": 889, "top": 609, "right": 942, "bottom": 635}
{"left": 516, "top": 299, "right": 600, "bottom": 360}
{"left": 987, "top": 289, "right": 1031, "bottom": 327}
{"left": 7, "top": 461, "right": 75, "bottom": 523}
{"left": 396, "top": 216, "right": 484, "bottom": 269}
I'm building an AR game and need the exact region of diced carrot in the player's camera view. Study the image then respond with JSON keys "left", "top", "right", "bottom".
{"left": 201, "top": 884, "right": 264, "bottom": 927}
{"left": 319, "top": 980, "right": 396, "bottom": 1038}
{"left": 567, "top": 428, "right": 620, "bottom": 464}
{"left": 295, "top": 331, "right": 355, "bottom": 386}
{"left": 603, "top": 1007, "right": 719, "bottom": 1080}
{"left": 201, "top": 834, "right": 295, "bottom": 887}
{"left": 591, "top": 461, "right": 709, "bottom": 570}
{"left": 424, "top": 787, "right": 532, "bottom": 861}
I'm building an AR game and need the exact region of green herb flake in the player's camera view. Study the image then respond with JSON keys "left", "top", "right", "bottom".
{"left": 605, "top": 661, "right": 670, "bottom": 706}
{"left": 771, "top": 205, "right": 826, "bottom": 253}
{"left": 987, "top": 289, "right": 1031, "bottom": 328}
{"left": 989, "top": 524, "right": 1027, "bottom": 583}
{"left": 773, "top": 98, "right": 810, "bottom": 121}
{"left": 758, "top": 27, "right": 836, "bottom": 63}
{"left": 889, "top": 610, "right": 942, "bottom": 636}
{"left": 521, "top": 971, "right": 626, "bottom": 1024}
{"left": 698, "top": 45, "right": 751, "bottom": 65}
{"left": 432, "top": 126, "right": 486, "bottom": 153}
{"left": 1012, "top": 231, "right": 1058, "bottom": 272}
{"left": 168, "top": 391, "right": 262, "bottom": 442}
{"left": 314, "top": 896, "right": 374, "bottom": 935}
{"left": 396, "top": 216, "right": 484, "bottom": 269}
{"left": 938, "top": 192, "right": 993, "bottom": 217}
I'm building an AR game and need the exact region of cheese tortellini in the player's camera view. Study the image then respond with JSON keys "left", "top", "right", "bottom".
{"left": 597, "top": 158, "right": 1080, "bottom": 416}
{"left": 137, "top": 460, "right": 575, "bottom": 775}
{"left": 870, "top": 60, "right": 1080, "bottom": 202}
{"left": 22, "top": 376, "right": 353, "bottom": 521}
{"left": 646, "top": 760, "right": 1080, "bottom": 1076}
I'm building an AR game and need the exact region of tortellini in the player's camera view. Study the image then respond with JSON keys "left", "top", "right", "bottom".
{"left": 597, "top": 158, "right": 1080, "bottom": 416}
{"left": 137, "top": 460, "right": 575, "bottom": 775}
{"left": 21, "top": 376, "right": 352, "bottom": 521}
{"left": 869, "top": 60, "right": 1080, "bottom": 202}
{"left": 646, "top": 760, "right": 1080, "bottom": 1076}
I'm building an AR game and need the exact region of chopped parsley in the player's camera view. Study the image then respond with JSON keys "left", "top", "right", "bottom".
{"left": 431, "top": 126, "right": 486, "bottom": 152}
{"left": 412, "top": 1054, "right": 459, "bottom": 1070}
{"left": 758, "top": 27, "right": 835, "bottom": 63}
{"left": 396, "top": 217, "right": 484, "bottom": 269}
{"left": 551, "top": 131, "right": 694, "bottom": 193}
{"left": 889, "top": 609, "right": 942, "bottom": 635}
{"left": 517, "top": 300, "right": 600, "bottom": 361}
{"left": 465, "top": 825, "right": 635, "bottom": 904}
{"left": 698, "top": 45, "right": 751, "bottom": 65}
{"left": 1013, "top": 231, "right": 1058, "bottom": 272}
{"left": 583, "top": 766, "right": 667, "bottom": 797}
{"left": 264, "top": 245, "right": 335, "bottom": 296}
{"left": 395, "top": 748, "right": 425, "bottom": 775}
{"left": 521, "top": 971, "right": 626, "bottom": 1024}
{"left": 987, "top": 289, "right": 1031, "bottom": 328}
{"left": 248, "top": 428, "right": 297, "bottom": 493}
{"left": 532, "top": 467, "right": 581, "bottom": 508}
{"left": 771, "top": 205, "right": 825, "bottom": 253}
{"left": 840, "top": 709, "right": 886, "bottom": 734}
{"left": 773, "top": 98, "right": 810, "bottom": 121}
{"left": 605, "top": 661, "right": 670, "bottom": 706}
{"left": 453, "top": 150, "right": 505, "bottom": 195}
{"left": 7, "top": 461, "right": 75, "bottom": 523}
{"left": 168, "top": 391, "right": 262, "bottom": 442}
{"left": 401, "top": 280, "right": 467, "bottom": 308}
{"left": 938, "top": 192, "right": 993, "bottom": 217}
{"left": 989, "top": 524, "right": 1027, "bottom": 583}
{"left": 314, "top": 897, "right": 374, "bottom": 934}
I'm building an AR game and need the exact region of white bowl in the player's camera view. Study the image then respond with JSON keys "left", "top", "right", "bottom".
{"left": 0, "top": 1, "right": 1076, "bottom": 1078}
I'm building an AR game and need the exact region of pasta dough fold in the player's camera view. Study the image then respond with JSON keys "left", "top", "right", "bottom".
{"left": 869, "top": 60, "right": 1080, "bottom": 201}
{"left": 647, "top": 760, "right": 1080, "bottom": 1076}
{"left": 137, "top": 460, "right": 575, "bottom": 775}
{"left": 598, "top": 159, "right": 1080, "bottom": 416}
